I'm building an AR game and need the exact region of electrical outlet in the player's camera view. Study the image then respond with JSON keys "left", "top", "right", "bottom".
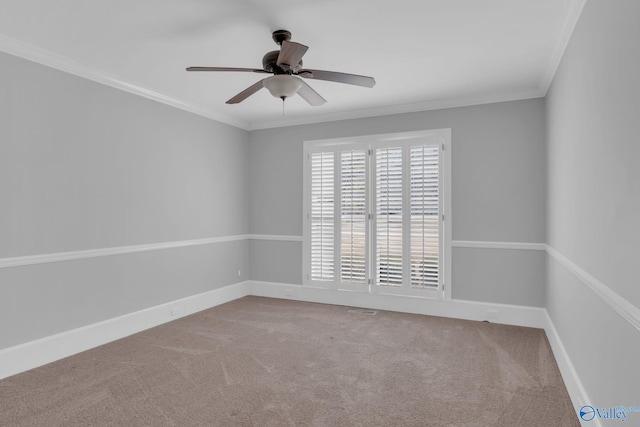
{"left": 238, "top": 269, "right": 242, "bottom": 277}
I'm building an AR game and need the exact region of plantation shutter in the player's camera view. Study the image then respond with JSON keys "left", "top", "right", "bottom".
{"left": 310, "top": 151, "right": 335, "bottom": 281}
{"left": 340, "top": 150, "right": 367, "bottom": 285}
{"left": 375, "top": 147, "right": 404, "bottom": 287}
{"left": 304, "top": 129, "right": 448, "bottom": 298}
{"left": 410, "top": 145, "right": 440, "bottom": 289}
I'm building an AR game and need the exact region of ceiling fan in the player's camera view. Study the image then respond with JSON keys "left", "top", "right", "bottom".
{"left": 186, "top": 30, "right": 376, "bottom": 106}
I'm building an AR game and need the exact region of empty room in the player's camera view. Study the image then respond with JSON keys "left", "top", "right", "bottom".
{"left": 1, "top": 0, "right": 638, "bottom": 426}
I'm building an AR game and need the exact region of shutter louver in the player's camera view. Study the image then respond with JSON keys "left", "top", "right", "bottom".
{"left": 376, "top": 147, "right": 403, "bottom": 287}
{"left": 340, "top": 150, "right": 367, "bottom": 285}
{"left": 310, "top": 152, "right": 335, "bottom": 281}
{"left": 410, "top": 145, "right": 440, "bottom": 288}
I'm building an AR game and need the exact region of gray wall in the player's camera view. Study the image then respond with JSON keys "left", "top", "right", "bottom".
{"left": 249, "top": 99, "right": 547, "bottom": 307}
{"left": 0, "top": 51, "right": 250, "bottom": 349}
{"left": 3, "top": 2, "right": 637, "bottom": 408}
{"left": 546, "top": 0, "right": 640, "bottom": 406}
{"left": 0, "top": 32, "right": 555, "bottom": 351}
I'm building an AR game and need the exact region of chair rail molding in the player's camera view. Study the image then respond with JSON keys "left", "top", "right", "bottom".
{"left": 452, "top": 240, "right": 546, "bottom": 251}
{"left": 0, "top": 235, "right": 249, "bottom": 269}
{"left": 546, "top": 245, "right": 640, "bottom": 333}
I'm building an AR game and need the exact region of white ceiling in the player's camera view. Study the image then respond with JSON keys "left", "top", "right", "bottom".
{"left": 0, "top": 0, "right": 585, "bottom": 130}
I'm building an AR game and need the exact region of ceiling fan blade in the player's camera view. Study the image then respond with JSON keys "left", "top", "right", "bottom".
{"left": 298, "top": 69, "right": 376, "bottom": 88}
{"left": 186, "top": 67, "right": 268, "bottom": 73}
{"left": 297, "top": 80, "right": 327, "bottom": 106}
{"left": 226, "top": 79, "right": 266, "bottom": 104}
{"left": 277, "top": 41, "right": 308, "bottom": 70}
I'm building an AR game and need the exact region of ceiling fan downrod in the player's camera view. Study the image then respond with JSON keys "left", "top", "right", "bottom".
{"left": 271, "top": 29, "right": 292, "bottom": 46}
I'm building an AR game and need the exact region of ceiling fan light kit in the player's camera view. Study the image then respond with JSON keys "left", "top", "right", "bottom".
{"left": 186, "top": 30, "right": 375, "bottom": 108}
{"left": 262, "top": 75, "right": 303, "bottom": 100}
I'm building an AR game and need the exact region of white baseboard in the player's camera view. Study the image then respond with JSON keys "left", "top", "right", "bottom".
{"left": 0, "top": 277, "right": 587, "bottom": 427}
{"left": 0, "top": 281, "right": 248, "bottom": 380}
{"left": 250, "top": 281, "right": 594, "bottom": 424}
{"left": 247, "top": 281, "right": 547, "bottom": 328}
{"left": 0, "top": 280, "right": 548, "bottom": 380}
{"left": 543, "top": 311, "right": 600, "bottom": 427}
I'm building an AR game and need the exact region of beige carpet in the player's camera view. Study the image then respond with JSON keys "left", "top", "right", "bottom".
{"left": 0, "top": 296, "right": 579, "bottom": 426}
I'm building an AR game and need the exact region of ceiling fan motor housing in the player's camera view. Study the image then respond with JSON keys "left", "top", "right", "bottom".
{"left": 262, "top": 50, "right": 302, "bottom": 74}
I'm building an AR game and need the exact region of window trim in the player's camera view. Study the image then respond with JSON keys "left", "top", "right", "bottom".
{"left": 303, "top": 129, "right": 452, "bottom": 300}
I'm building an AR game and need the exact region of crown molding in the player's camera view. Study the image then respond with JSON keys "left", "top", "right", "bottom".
{"left": 0, "top": 33, "right": 548, "bottom": 132}
{"left": 0, "top": 0, "right": 584, "bottom": 133}
{"left": 539, "top": 0, "right": 587, "bottom": 95}
{"left": 247, "top": 89, "right": 545, "bottom": 130}
{"left": 0, "top": 34, "right": 249, "bottom": 130}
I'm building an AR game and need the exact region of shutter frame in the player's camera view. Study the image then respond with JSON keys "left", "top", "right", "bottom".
{"left": 303, "top": 129, "right": 450, "bottom": 298}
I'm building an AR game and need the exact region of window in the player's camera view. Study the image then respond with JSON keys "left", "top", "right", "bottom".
{"left": 303, "top": 129, "right": 451, "bottom": 299}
